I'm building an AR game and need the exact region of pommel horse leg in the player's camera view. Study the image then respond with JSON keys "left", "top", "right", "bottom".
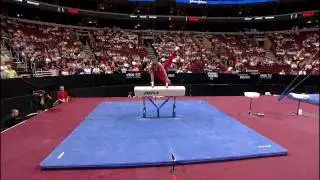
{"left": 134, "top": 85, "right": 185, "bottom": 118}
{"left": 173, "top": 97, "right": 176, "bottom": 117}
{"left": 144, "top": 96, "right": 175, "bottom": 118}
{"left": 149, "top": 97, "right": 169, "bottom": 118}
{"left": 143, "top": 97, "right": 146, "bottom": 118}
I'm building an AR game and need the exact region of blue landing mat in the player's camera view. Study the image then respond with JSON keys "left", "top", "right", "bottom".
{"left": 40, "top": 100, "right": 288, "bottom": 169}
{"left": 288, "top": 94, "right": 320, "bottom": 106}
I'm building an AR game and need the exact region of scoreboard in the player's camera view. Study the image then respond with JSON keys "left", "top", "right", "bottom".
{"left": 176, "top": 0, "right": 275, "bottom": 5}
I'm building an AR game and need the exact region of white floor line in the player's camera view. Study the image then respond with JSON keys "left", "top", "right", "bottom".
{"left": 258, "top": 145, "right": 272, "bottom": 148}
{"left": 57, "top": 152, "right": 65, "bottom": 159}
{"left": 1, "top": 120, "right": 28, "bottom": 134}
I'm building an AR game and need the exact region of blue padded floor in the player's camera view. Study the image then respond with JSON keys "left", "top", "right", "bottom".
{"left": 40, "top": 100, "right": 288, "bottom": 169}
{"left": 288, "top": 94, "right": 320, "bottom": 106}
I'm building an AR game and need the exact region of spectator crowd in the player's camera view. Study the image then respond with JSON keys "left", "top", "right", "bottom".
{"left": 1, "top": 18, "right": 319, "bottom": 79}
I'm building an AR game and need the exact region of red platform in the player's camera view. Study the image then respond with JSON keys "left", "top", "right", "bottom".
{"left": 1, "top": 96, "right": 319, "bottom": 180}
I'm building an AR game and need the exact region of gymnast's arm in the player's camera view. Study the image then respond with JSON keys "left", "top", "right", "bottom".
{"left": 149, "top": 65, "right": 155, "bottom": 87}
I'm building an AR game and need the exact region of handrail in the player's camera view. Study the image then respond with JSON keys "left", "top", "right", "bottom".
{"left": 33, "top": 70, "right": 57, "bottom": 77}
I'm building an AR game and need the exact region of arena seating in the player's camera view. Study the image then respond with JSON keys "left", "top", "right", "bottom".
{"left": 90, "top": 28, "right": 148, "bottom": 73}
{"left": 152, "top": 32, "right": 205, "bottom": 73}
{"left": 269, "top": 31, "right": 319, "bottom": 74}
{"left": 1, "top": 18, "right": 319, "bottom": 78}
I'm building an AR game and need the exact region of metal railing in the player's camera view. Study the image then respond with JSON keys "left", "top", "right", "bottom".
{"left": 33, "top": 70, "right": 58, "bottom": 77}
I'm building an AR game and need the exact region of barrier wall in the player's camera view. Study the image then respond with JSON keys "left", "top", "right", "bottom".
{"left": 1, "top": 72, "right": 319, "bottom": 99}
{"left": 1, "top": 72, "right": 319, "bottom": 123}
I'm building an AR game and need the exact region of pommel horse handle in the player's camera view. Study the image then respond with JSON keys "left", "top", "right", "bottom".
{"left": 150, "top": 82, "right": 168, "bottom": 88}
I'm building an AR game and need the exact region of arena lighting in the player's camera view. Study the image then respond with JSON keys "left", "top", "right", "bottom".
{"left": 254, "top": 17, "right": 263, "bottom": 20}
{"left": 244, "top": 17, "right": 252, "bottom": 20}
{"left": 57, "top": 7, "right": 65, "bottom": 12}
{"left": 67, "top": 8, "right": 79, "bottom": 14}
{"left": 149, "top": 16, "right": 157, "bottom": 19}
{"left": 290, "top": 13, "right": 298, "bottom": 19}
{"left": 26, "top": 0, "right": 39, "bottom": 5}
{"left": 265, "top": 16, "right": 274, "bottom": 19}
{"left": 189, "top": 0, "right": 207, "bottom": 4}
{"left": 302, "top": 11, "right": 315, "bottom": 17}
{"left": 188, "top": 17, "right": 200, "bottom": 22}
{"left": 13, "top": 0, "right": 23, "bottom": 2}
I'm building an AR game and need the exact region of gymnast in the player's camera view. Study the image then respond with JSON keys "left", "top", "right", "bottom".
{"left": 149, "top": 46, "right": 180, "bottom": 88}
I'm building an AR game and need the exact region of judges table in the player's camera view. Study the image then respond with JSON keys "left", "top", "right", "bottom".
{"left": 134, "top": 86, "right": 186, "bottom": 118}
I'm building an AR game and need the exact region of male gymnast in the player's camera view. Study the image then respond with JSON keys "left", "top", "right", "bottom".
{"left": 149, "top": 46, "right": 180, "bottom": 88}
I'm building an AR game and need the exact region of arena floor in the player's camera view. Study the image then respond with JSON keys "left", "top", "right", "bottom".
{"left": 1, "top": 96, "right": 319, "bottom": 180}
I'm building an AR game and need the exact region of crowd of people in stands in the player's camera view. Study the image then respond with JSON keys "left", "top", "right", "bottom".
{"left": 91, "top": 28, "right": 147, "bottom": 73}
{"left": 152, "top": 32, "right": 206, "bottom": 73}
{"left": 1, "top": 18, "right": 319, "bottom": 79}
{"left": 270, "top": 31, "right": 319, "bottom": 74}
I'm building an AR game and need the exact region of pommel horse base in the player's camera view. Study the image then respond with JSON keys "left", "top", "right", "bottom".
{"left": 134, "top": 86, "right": 186, "bottom": 118}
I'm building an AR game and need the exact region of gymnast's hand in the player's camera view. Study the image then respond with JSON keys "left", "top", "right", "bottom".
{"left": 165, "top": 79, "right": 171, "bottom": 88}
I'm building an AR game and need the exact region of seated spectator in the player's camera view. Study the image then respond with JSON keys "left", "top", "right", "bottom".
{"left": 74, "top": 65, "right": 85, "bottom": 75}
{"left": 56, "top": 86, "right": 69, "bottom": 103}
{"left": 1, "top": 54, "right": 11, "bottom": 65}
{"left": 279, "top": 69, "right": 286, "bottom": 75}
{"left": 0, "top": 66, "right": 5, "bottom": 78}
{"left": 32, "top": 90, "right": 53, "bottom": 112}
{"left": 4, "top": 65, "right": 18, "bottom": 78}
{"left": 61, "top": 68, "right": 69, "bottom": 76}
{"left": 105, "top": 66, "right": 113, "bottom": 74}
{"left": 298, "top": 69, "right": 307, "bottom": 75}
{"left": 83, "top": 64, "right": 92, "bottom": 74}
{"left": 92, "top": 66, "right": 101, "bottom": 74}
{"left": 132, "top": 62, "right": 140, "bottom": 72}
{"left": 1, "top": 109, "right": 24, "bottom": 131}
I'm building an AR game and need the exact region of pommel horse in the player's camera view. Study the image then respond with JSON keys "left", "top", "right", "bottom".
{"left": 134, "top": 86, "right": 186, "bottom": 118}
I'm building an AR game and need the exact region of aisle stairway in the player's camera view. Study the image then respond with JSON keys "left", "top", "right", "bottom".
{"left": 82, "top": 44, "right": 95, "bottom": 60}
{"left": 202, "top": 36, "right": 213, "bottom": 50}
{"left": 146, "top": 46, "right": 158, "bottom": 62}
{"left": 1, "top": 44, "right": 13, "bottom": 62}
